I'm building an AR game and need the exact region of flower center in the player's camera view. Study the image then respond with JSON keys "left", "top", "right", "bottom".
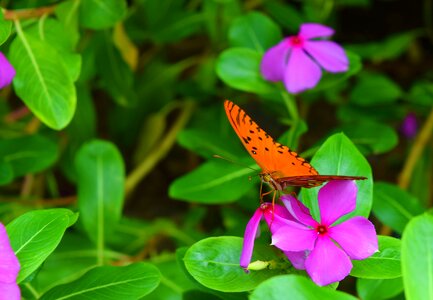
{"left": 288, "top": 35, "right": 304, "bottom": 47}
{"left": 260, "top": 202, "right": 271, "bottom": 211}
{"left": 316, "top": 224, "right": 328, "bottom": 235}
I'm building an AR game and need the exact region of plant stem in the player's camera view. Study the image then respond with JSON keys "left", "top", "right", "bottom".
{"left": 281, "top": 91, "right": 299, "bottom": 122}
{"left": 3, "top": 5, "right": 56, "bottom": 20}
{"left": 125, "top": 100, "right": 195, "bottom": 196}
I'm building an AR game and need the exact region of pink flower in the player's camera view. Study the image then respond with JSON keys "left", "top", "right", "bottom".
{"left": 400, "top": 113, "right": 418, "bottom": 139}
{"left": 272, "top": 181, "right": 378, "bottom": 286}
{"left": 0, "top": 52, "right": 16, "bottom": 89}
{"left": 260, "top": 23, "right": 349, "bottom": 94}
{"left": 240, "top": 202, "right": 303, "bottom": 269}
{"left": 0, "top": 223, "right": 20, "bottom": 299}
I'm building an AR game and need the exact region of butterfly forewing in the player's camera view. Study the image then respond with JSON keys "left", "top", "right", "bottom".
{"left": 224, "top": 100, "right": 318, "bottom": 178}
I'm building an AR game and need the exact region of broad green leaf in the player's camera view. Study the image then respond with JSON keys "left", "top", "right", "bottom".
{"left": 250, "top": 275, "right": 357, "bottom": 300}
{"left": 95, "top": 32, "right": 136, "bottom": 106}
{"left": 228, "top": 12, "right": 282, "bottom": 52}
{"left": 373, "top": 182, "right": 424, "bottom": 234}
{"left": 40, "top": 263, "right": 160, "bottom": 299}
{"left": 302, "top": 133, "right": 373, "bottom": 220}
{"left": 345, "top": 31, "right": 420, "bottom": 62}
{"left": 216, "top": 48, "right": 277, "bottom": 94}
{"left": 351, "top": 236, "right": 401, "bottom": 279}
{"left": 79, "top": 0, "right": 127, "bottom": 30}
{"left": 0, "top": 11, "right": 12, "bottom": 45}
{"left": 337, "top": 104, "right": 405, "bottom": 123}
{"left": 350, "top": 72, "right": 402, "bottom": 106}
{"left": 6, "top": 208, "right": 78, "bottom": 283}
{"left": 177, "top": 247, "right": 247, "bottom": 300}
{"left": 142, "top": 254, "right": 195, "bottom": 300}
{"left": 310, "top": 51, "right": 362, "bottom": 92}
{"left": 9, "top": 32, "right": 76, "bottom": 130}
{"left": 338, "top": 121, "right": 398, "bottom": 155}
{"left": 0, "top": 159, "right": 13, "bottom": 184}
{"left": 0, "top": 134, "right": 58, "bottom": 178}
{"left": 26, "top": 18, "right": 81, "bottom": 81}
{"left": 263, "top": 1, "right": 304, "bottom": 31}
{"left": 408, "top": 80, "right": 433, "bottom": 106}
{"left": 183, "top": 236, "right": 283, "bottom": 292}
{"left": 401, "top": 213, "right": 433, "bottom": 300}
{"left": 183, "top": 290, "right": 223, "bottom": 300}
{"left": 75, "top": 140, "right": 125, "bottom": 242}
{"left": 55, "top": 0, "right": 80, "bottom": 47}
{"left": 357, "top": 277, "right": 403, "bottom": 300}
{"left": 31, "top": 232, "right": 98, "bottom": 294}
{"left": 169, "top": 160, "right": 257, "bottom": 203}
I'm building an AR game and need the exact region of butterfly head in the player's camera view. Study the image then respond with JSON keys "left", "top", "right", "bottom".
{"left": 260, "top": 172, "right": 283, "bottom": 191}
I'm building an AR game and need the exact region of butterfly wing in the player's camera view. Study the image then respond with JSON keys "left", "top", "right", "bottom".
{"left": 224, "top": 100, "right": 318, "bottom": 177}
{"left": 276, "top": 175, "right": 367, "bottom": 189}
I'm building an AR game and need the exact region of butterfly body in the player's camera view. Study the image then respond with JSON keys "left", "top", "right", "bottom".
{"left": 224, "top": 100, "right": 366, "bottom": 190}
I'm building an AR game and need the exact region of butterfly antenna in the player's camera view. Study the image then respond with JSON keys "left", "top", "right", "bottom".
{"left": 212, "top": 155, "right": 258, "bottom": 172}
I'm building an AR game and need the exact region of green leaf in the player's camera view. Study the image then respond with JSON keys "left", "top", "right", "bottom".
{"left": 408, "top": 80, "right": 433, "bottom": 106}
{"left": 26, "top": 18, "right": 81, "bottom": 82}
{"left": 79, "top": 0, "right": 127, "bottom": 30}
{"left": 169, "top": 160, "right": 256, "bottom": 203}
{"left": 75, "top": 140, "right": 125, "bottom": 242}
{"left": 338, "top": 120, "right": 398, "bottom": 155}
{"left": 263, "top": 1, "right": 304, "bottom": 31}
{"left": 6, "top": 208, "right": 78, "bottom": 283}
{"left": 142, "top": 254, "right": 195, "bottom": 300}
{"left": 40, "top": 263, "right": 160, "bottom": 299}
{"left": 302, "top": 133, "right": 373, "bottom": 220}
{"left": 250, "top": 275, "right": 357, "bottom": 300}
{"left": 216, "top": 48, "right": 277, "bottom": 94}
{"left": 350, "top": 72, "right": 403, "bottom": 106}
{"left": 9, "top": 30, "right": 76, "bottom": 130}
{"left": 401, "top": 213, "right": 433, "bottom": 300}
{"left": 0, "top": 134, "right": 58, "bottom": 178}
{"left": 0, "top": 159, "right": 13, "bottom": 185}
{"left": 0, "top": 11, "right": 12, "bottom": 45}
{"left": 357, "top": 277, "right": 403, "bottom": 300}
{"left": 351, "top": 236, "right": 401, "bottom": 279}
{"left": 183, "top": 236, "right": 283, "bottom": 292}
{"left": 373, "top": 182, "right": 424, "bottom": 234}
{"left": 345, "top": 31, "right": 420, "bottom": 62}
{"left": 228, "top": 12, "right": 282, "bottom": 52}
{"left": 95, "top": 32, "right": 135, "bottom": 106}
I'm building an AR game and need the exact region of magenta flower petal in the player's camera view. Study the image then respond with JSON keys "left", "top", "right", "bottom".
{"left": 240, "top": 208, "right": 263, "bottom": 268}
{"left": 284, "top": 47, "right": 322, "bottom": 94}
{"left": 305, "top": 236, "right": 353, "bottom": 286}
{"left": 0, "top": 52, "right": 16, "bottom": 89}
{"left": 284, "top": 250, "right": 308, "bottom": 270}
{"left": 299, "top": 23, "right": 334, "bottom": 39}
{"left": 260, "top": 39, "right": 290, "bottom": 82}
{"left": 0, "top": 224, "right": 20, "bottom": 283}
{"left": 319, "top": 181, "right": 357, "bottom": 225}
{"left": 304, "top": 40, "right": 349, "bottom": 72}
{"left": 280, "top": 194, "right": 317, "bottom": 227}
{"left": 0, "top": 282, "right": 21, "bottom": 300}
{"left": 271, "top": 225, "right": 317, "bottom": 252}
{"left": 330, "top": 216, "right": 378, "bottom": 260}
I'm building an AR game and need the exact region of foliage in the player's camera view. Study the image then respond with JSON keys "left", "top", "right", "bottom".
{"left": 0, "top": 0, "right": 432, "bottom": 299}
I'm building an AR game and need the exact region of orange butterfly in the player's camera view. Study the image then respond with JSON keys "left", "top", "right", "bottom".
{"left": 224, "top": 100, "right": 366, "bottom": 196}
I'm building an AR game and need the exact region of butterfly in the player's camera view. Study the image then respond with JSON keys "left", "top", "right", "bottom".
{"left": 224, "top": 100, "right": 366, "bottom": 196}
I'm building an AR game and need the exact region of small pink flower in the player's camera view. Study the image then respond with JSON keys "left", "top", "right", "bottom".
{"left": 240, "top": 202, "right": 303, "bottom": 269}
{"left": 400, "top": 113, "right": 418, "bottom": 139}
{"left": 0, "top": 52, "right": 16, "bottom": 89}
{"left": 272, "top": 181, "right": 378, "bottom": 286}
{"left": 260, "top": 23, "right": 349, "bottom": 94}
{"left": 0, "top": 223, "right": 20, "bottom": 299}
